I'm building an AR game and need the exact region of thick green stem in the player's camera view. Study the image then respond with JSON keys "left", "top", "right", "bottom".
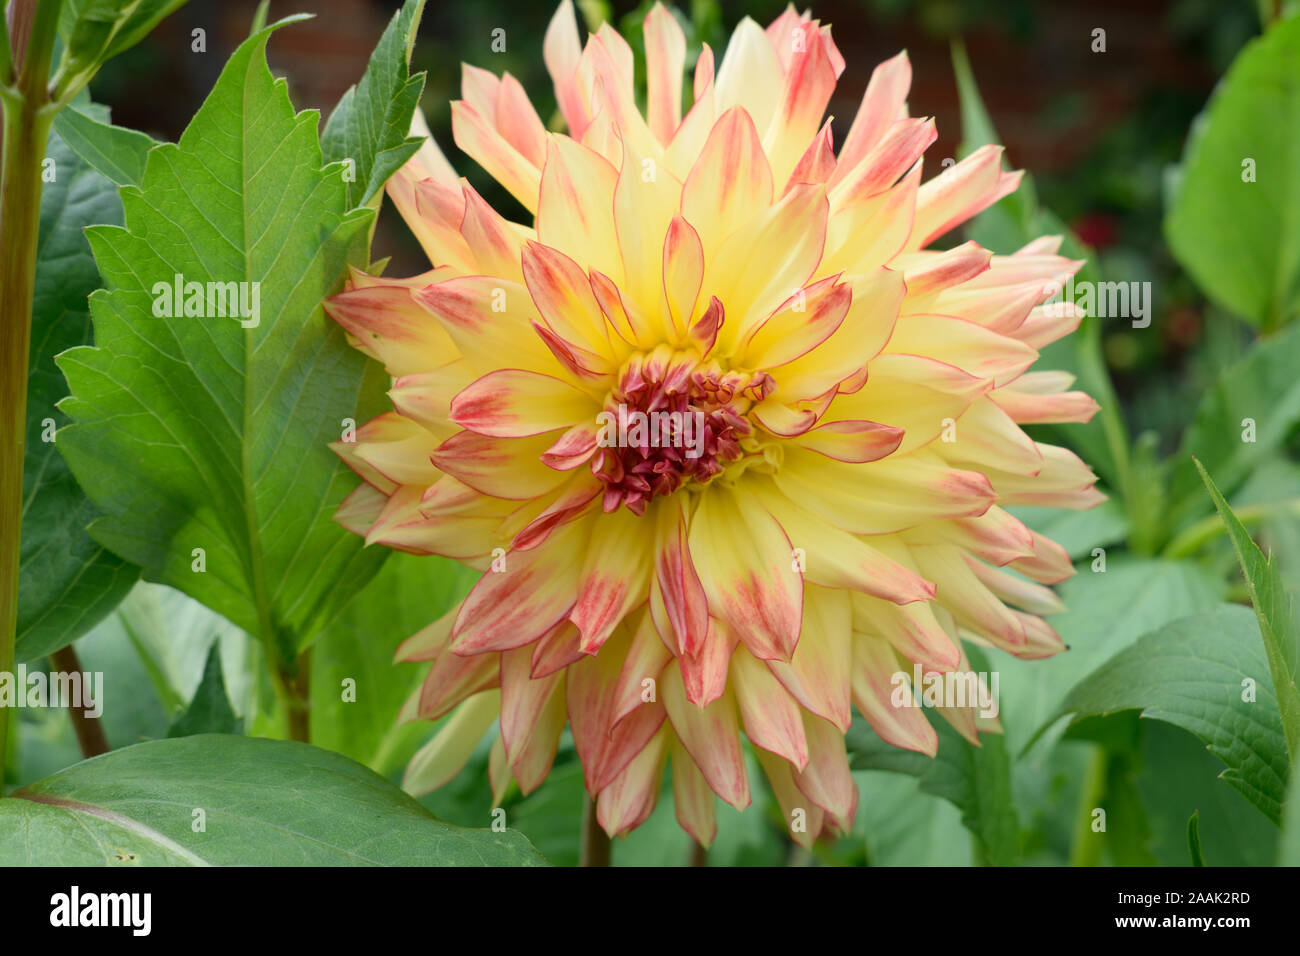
{"left": 0, "top": 0, "right": 62, "bottom": 789}
{"left": 1069, "top": 746, "right": 1108, "bottom": 867}
{"left": 270, "top": 649, "right": 312, "bottom": 743}
{"left": 580, "top": 794, "right": 611, "bottom": 866}
{"left": 1163, "top": 499, "right": 1300, "bottom": 559}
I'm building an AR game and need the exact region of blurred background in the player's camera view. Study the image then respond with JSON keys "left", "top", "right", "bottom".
{"left": 86, "top": 0, "right": 1266, "bottom": 461}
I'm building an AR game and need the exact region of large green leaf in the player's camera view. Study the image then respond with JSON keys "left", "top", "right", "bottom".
{"left": 321, "top": 0, "right": 427, "bottom": 209}
{"left": 1056, "top": 604, "right": 1289, "bottom": 823}
{"left": 17, "top": 126, "right": 139, "bottom": 663}
{"left": 0, "top": 735, "right": 544, "bottom": 865}
{"left": 1198, "top": 460, "right": 1300, "bottom": 759}
{"left": 1165, "top": 15, "right": 1300, "bottom": 330}
{"left": 56, "top": 22, "right": 392, "bottom": 663}
{"left": 310, "top": 553, "right": 477, "bottom": 773}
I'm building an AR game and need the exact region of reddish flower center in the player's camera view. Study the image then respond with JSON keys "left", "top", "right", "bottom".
{"left": 590, "top": 346, "right": 773, "bottom": 515}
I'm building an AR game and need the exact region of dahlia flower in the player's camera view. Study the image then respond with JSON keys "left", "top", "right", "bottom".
{"left": 326, "top": 0, "right": 1101, "bottom": 846}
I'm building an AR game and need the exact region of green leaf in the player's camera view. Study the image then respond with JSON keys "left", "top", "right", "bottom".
{"left": 1168, "top": 323, "right": 1300, "bottom": 527}
{"left": 1135, "top": 721, "right": 1278, "bottom": 866}
{"left": 56, "top": 21, "right": 391, "bottom": 663}
{"left": 1165, "top": 15, "right": 1300, "bottom": 330}
{"left": 1002, "top": 557, "right": 1223, "bottom": 755}
{"left": 56, "top": 0, "right": 189, "bottom": 104}
{"left": 310, "top": 553, "right": 476, "bottom": 773}
{"left": 321, "top": 0, "right": 427, "bottom": 208}
{"left": 1056, "top": 604, "right": 1290, "bottom": 823}
{"left": 0, "top": 735, "right": 545, "bottom": 865}
{"left": 52, "top": 102, "right": 158, "bottom": 187}
{"left": 855, "top": 771, "right": 975, "bottom": 865}
{"left": 17, "top": 125, "right": 139, "bottom": 663}
{"left": 166, "top": 644, "right": 242, "bottom": 737}
{"left": 1187, "top": 810, "right": 1205, "bottom": 866}
{"left": 1197, "top": 460, "right": 1300, "bottom": 759}
{"left": 1011, "top": 500, "right": 1128, "bottom": 561}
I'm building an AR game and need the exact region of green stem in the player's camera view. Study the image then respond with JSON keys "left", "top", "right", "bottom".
{"left": 580, "top": 794, "right": 611, "bottom": 866}
{"left": 1069, "top": 745, "right": 1108, "bottom": 867}
{"left": 0, "top": 0, "right": 62, "bottom": 793}
{"left": 1162, "top": 499, "right": 1300, "bottom": 559}
{"left": 269, "top": 649, "right": 312, "bottom": 743}
{"left": 0, "top": 9, "right": 13, "bottom": 87}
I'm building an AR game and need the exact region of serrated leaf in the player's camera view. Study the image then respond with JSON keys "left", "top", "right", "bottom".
{"left": 0, "top": 735, "right": 545, "bottom": 865}
{"left": 1165, "top": 15, "right": 1300, "bottom": 330}
{"left": 52, "top": 103, "right": 158, "bottom": 187}
{"left": 17, "top": 127, "right": 139, "bottom": 663}
{"left": 1197, "top": 460, "right": 1300, "bottom": 759}
{"left": 321, "top": 0, "right": 427, "bottom": 208}
{"left": 1056, "top": 604, "right": 1290, "bottom": 823}
{"left": 56, "top": 22, "right": 391, "bottom": 662}
{"left": 166, "top": 644, "right": 242, "bottom": 737}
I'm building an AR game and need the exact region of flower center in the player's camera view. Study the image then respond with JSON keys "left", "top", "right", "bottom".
{"left": 591, "top": 345, "right": 773, "bottom": 515}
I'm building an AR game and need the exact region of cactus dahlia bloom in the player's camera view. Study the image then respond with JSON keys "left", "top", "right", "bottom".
{"left": 326, "top": 0, "right": 1101, "bottom": 846}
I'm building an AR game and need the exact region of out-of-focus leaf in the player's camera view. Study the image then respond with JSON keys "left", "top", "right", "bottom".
{"left": 1165, "top": 16, "right": 1300, "bottom": 330}
{"left": 1167, "top": 323, "right": 1300, "bottom": 529}
{"left": 310, "top": 553, "right": 476, "bottom": 773}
